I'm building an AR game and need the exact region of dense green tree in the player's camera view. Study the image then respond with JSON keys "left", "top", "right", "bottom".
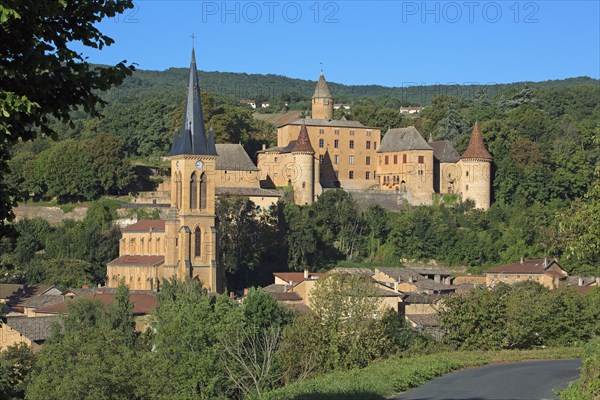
{"left": 0, "top": 343, "right": 34, "bottom": 400}
{"left": 242, "top": 288, "right": 293, "bottom": 330}
{"left": 0, "top": 1, "right": 135, "bottom": 237}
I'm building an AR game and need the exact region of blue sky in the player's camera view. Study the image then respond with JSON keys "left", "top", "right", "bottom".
{"left": 75, "top": 1, "right": 600, "bottom": 87}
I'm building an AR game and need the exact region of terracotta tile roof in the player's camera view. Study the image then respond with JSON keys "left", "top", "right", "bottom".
{"left": 6, "top": 316, "right": 60, "bottom": 342}
{"left": 293, "top": 123, "right": 315, "bottom": 153}
{"left": 122, "top": 220, "right": 165, "bottom": 232}
{"left": 273, "top": 272, "right": 324, "bottom": 284}
{"left": 107, "top": 255, "right": 165, "bottom": 267}
{"left": 36, "top": 292, "right": 158, "bottom": 316}
{"left": 486, "top": 258, "right": 565, "bottom": 275}
{"left": 461, "top": 123, "right": 492, "bottom": 160}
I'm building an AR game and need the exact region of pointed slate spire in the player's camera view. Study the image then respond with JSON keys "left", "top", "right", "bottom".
{"left": 170, "top": 47, "right": 217, "bottom": 156}
{"left": 170, "top": 129, "right": 180, "bottom": 155}
{"left": 461, "top": 122, "right": 492, "bottom": 160}
{"left": 207, "top": 120, "right": 218, "bottom": 156}
{"left": 293, "top": 120, "right": 314, "bottom": 153}
{"left": 313, "top": 73, "right": 332, "bottom": 99}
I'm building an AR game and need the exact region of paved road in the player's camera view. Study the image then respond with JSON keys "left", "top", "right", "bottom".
{"left": 392, "top": 359, "right": 581, "bottom": 400}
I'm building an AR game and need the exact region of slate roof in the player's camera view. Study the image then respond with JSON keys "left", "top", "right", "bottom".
{"left": 273, "top": 272, "right": 324, "bottom": 284}
{"left": 461, "top": 123, "right": 492, "bottom": 160}
{"left": 216, "top": 187, "right": 281, "bottom": 197}
{"left": 0, "top": 284, "right": 24, "bottom": 300}
{"left": 487, "top": 258, "right": 565, "bottom": 275}
{"left": 567, "top": 276, "right": 598, "bottom": 286}
{"left": 293, "top": 123, "right": 315, "bottom": 153}
{"left": 20, "top": 294, "right": 65, "bottom": 309}
{"left": 313, "top": 73, "right": 332, "bottom": 98}
{"left": 406, "top": 267, "right": 453, "bottom": 276}
{"left": 282, "top": 118, "right": 372, "bottom": 129}
{"left": 170, "top": 48, "right": 217, "bottom": 156}
{"left": 405, "top": 314, "right": 440, "bottom": 327}
{"left": 257, "top": 140, "right": 298, "bottom": 154}
{"left": 107, "top": 255, "right": 165, "bottom": 267}
{"left": 122, "top": 220, "right": 165, "bottom": 232}
{"left": 402, "top": 293, "right": 446, "bottom": 304}
{"left": 215, "top": 144, "right": 259, "bottom": 171}
{"left": 377, "top": 127, "right": 433, "bottom": 153}
{"left": 332, "top": 267, "right": 375, "bottom": 277}
{"left": 376, "top": 268, "right": 423, "bottom": 282}
{"left": 6, "top": 316, "right": 60, "bottom": 342}
{"left": 429, "top": 140, "right": 461, "bottom": 163}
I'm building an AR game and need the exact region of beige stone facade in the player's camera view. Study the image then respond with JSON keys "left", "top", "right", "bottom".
{"left": 485, "top": 258, "right": 568, "bottom": 290}
{"left": 377, "top": 149, "right": 435, "bottom": 205}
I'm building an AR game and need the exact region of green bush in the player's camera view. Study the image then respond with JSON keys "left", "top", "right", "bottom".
{"left": 559, "top": 338, "right": 600, "bottom": 400}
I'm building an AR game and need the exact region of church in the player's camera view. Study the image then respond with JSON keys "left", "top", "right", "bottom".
{"left": 107, "top": 48, "right": 224, "bottom": 293}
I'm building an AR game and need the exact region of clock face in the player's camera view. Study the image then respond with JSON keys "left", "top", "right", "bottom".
{"left": 175, "top": 161, "right": 180, "bottom": 169}
{"left": 195, "top": 160, "right": 204, "bottom": 169}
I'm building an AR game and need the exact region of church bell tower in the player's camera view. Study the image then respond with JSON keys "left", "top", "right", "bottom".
{"left": 165, "top": 47, "right": 222, "bottom": 293}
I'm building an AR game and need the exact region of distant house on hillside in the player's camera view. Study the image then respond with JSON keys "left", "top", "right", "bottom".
{"left": 0, "top": 316, "right": 60, "bottom": 351}
{"left": 240, "top": 99, "right": 256, "bottom": 109}
{"left": 399, "top": 106, "right": 424, "bottom": 114}
{"left": 485, "top": 258, "right": 568, "bottom": 289}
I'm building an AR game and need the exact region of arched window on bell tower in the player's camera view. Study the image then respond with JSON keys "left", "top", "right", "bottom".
{"left": 190, "top": 173, "right": 198, "bottom": 209}
{"left": 200, "top": 173, "right": 207, "bottom": 210}
{"left": 194, "top": 227, "right": 201, "bottom": 257}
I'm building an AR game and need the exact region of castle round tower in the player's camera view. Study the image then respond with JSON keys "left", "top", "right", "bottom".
{"left": 311, "top": 73, "right": 334, "bottom": 120}
{"left": 458, "top": 123, "right": 492, "bottom": 210}
{"left": 292, "top": 123, "right": 316, "bottom": 205}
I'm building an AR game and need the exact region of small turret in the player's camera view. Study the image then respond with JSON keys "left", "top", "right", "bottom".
{"left": 311, "top": 73, "right": 334, "bottom": 120}
{"left": 459, "top": 122, "right": 492, "bottom": 210}
{"left": 292, "top": 122, "right": 315, "bottom": 205}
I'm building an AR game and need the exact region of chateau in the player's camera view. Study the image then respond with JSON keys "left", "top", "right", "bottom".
{"left": 257, "top": 73, "right": 493, "bottom": 209}
{"left": 106, "top": 50, "right": 493, "bottom": 293}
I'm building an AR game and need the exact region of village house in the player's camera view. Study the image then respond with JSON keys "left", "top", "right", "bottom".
{"left": 485, "top": 258, "right": 569, "bottom": 289}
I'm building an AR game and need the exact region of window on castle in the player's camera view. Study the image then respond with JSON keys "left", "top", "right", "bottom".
{"left": 418, "top": 155, "right": 424, "bottom": 164}
{"left": 190, "top": 173, "right": 198, "bottom": 209}
{"left": 385, "top": 156, "right": 389, "bottom": 165}
{"left": 466, "top": 184, "right": 469, "bottom": 190}
{"left": 394, "top": 155, "right": 398, "bottom": 164}
{"left": 350, "top": 130, "right": 355, "bottom": 136}
{"left": 194, "top": 227, "right": 201, "bottom": 257}
{"left": 374, "top": 141, "right": 377, "bottom": 150}
{"left": 334, "top": 129, "right": 340, "bottom": 135}
{"left": 373, "top": 171, "right": 376, "bottom": 179}
{"left": 319, "top": 139, "right": 324, "bottom": 148}
{"left": 319, "top": 128, "right": 324, "bottom": 134}
{"left": 466, "top": 171, "right": 469, "bottom": 177}
{"left": 403, "top": 154, "right": 407, "bottom": 163}
{"left": 366, "top": 130, "right": 372, "bottom": 137}
{"left": 366, "top": 156, "right": 371, "bottom": 165}
{"left": 349, "top": 156, "right": 354, "bottom": 165}
{"left": 334, "top": 155, "right": 339, "bottom": 164}
{"left": 349, "top": 171, "right": 354, "bottom": 179}
{"left": 200, "top": 173, "right": 207, "bottom": 210}
{"left": 366, "top": 141, "right": 371, "bottom": 149}
{"left": 366, "top": 171, "right": 371, "bottom": 179}
{"left": 156, "top": 238, "right": 160, "bottom": 253}
{"left": 319, "top": 155, "right": 324, "bottom": 162}
{"left": 334, "top": 139, "right": 339, "bottom": 148}
{"left": 349, "top": 140, "right": 354, "bottom": 149}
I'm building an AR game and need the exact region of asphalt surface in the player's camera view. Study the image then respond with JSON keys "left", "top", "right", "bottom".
{"left": 391, "top": 359, "right": 582, "bottom": 400}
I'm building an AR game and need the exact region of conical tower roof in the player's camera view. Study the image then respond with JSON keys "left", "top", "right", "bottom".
{"left": 170, "top": 48, "right": 217, "bottom": 156}
{"left": 313, "top": 73, "right": 332, "bottom": 99}
{"left": 293, "top": 122, "right": 314, "bottom": 153}
{"left": 461, "top": 122, "right": 492, "bottom": 160}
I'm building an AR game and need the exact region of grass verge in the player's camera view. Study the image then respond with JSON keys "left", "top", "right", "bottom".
{"left": 264, "top": 347, "right": 581, "bottom": 400}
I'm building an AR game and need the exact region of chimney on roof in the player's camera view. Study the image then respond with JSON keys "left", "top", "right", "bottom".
{"left": 394, "top": 282, "right": 399, "bottom": 293}
{"left": 408, "top": 276, "right": 414, "bottom": 284}
{"left": 544, "top": 257, "right": 548, "bottom": 267}
{"left": 520, "top": 257, "right": 524, "bottom": 265}
{"left": 304, "top": 269, "right": 309, "bottom": 279}
{"left": 578, "top": 277, "right": 584, "bottom": 287}
{"left": 262, "top": 144, "right": 266, "bottom": 150}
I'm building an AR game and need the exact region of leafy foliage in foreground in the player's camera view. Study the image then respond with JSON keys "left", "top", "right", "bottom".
{"left": 559, "top": 337, "right": 600, "bottom": 400}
